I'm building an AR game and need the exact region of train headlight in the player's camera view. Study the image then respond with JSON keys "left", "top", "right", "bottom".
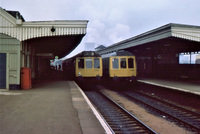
{"left": 79, "top": 72, "right": 82, "bottom": 76}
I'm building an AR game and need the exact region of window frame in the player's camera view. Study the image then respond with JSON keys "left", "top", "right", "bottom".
{"left": 78, "top": 58, "right": 84, "bottom": 69}
{"left": 112, "top": 58, "right": 119, "bottom": 69}
{"left": 120, "top": 58, "right": 127, "bottom": 69}
{"left": 94, "top": 58, "right": 100, "bottom": 69}
{"left": 85, "top": 58, "right": 93, "bottom": 69}
{"left": 128, "top": 58, "right": 134, "bottom": 68}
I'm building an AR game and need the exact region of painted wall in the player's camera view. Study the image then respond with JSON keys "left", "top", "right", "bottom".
{"left": 0, "top": 34, "right": 21, "bottom": 89}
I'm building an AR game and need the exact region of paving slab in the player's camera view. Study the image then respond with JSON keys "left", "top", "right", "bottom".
{"left": 0, "top": 81, "right": 106, "bottom": 134}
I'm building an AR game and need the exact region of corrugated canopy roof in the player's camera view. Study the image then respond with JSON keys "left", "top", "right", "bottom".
{"left": 171, "top": 24, "right": 200, "bottom": 42}
{"left": 97, "top": 23, "right": 200, "bottom": 54}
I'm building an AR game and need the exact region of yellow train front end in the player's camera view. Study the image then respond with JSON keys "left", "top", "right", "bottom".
{"left": 75, "top": 57, "right": 103, "bottom": 79}
{"left": 109, "top": 55, "right": 137, "bottom": 81}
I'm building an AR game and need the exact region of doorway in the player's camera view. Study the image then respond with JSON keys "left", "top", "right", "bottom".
{"left": 0, "top": 53, "right": 6, "bottom": 89}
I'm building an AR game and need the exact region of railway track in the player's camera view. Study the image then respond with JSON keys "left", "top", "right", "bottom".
{"left": 85, "top": 91, "right": 157, "bottom": 134}
{"left": 124, "top": 91, "right": 200, "bottom": 133}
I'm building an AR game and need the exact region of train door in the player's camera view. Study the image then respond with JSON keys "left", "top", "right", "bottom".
{"left": 0, "top": 53, "right": 6, "bottom": 89}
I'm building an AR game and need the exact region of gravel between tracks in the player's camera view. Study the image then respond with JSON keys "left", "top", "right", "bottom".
{"left": 100, "top": 88, "right": 193, "bottom": 134}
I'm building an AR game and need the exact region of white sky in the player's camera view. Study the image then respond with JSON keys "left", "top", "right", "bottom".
{"left": 1, "top": 0, "right": 200, "bottom": 58}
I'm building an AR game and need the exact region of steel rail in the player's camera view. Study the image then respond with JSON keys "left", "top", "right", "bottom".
{"left": 137, "top": 91, "right": 200, "bottom": 117}
{"left": 100, "top": 91, "right": 157, "bottom": 134}
{"left": 86, "top": 91, "right": 157, "bottom": 134}
{"left": 124, "top": 92, "right": 200, "bottom": 132}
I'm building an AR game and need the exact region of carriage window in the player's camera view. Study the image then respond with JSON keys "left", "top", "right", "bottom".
{"left": 86, "top": 58, "right": 92, "bottom": 68}
{"left": 94, "top": 58, "right": 100, "bottom": 68}
{"left": 78, "top": 59, "right": 84, "bottom": 68}
{"left": 112, "top": 58, "right": 119, "bottom": 69}
{"left": 120, "top": 58, "right": 126, "bottom": 68}
{"left": 128, "top": 58, "right": 134, "bottom": 68}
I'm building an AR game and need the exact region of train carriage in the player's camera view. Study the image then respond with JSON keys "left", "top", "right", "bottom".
{"left": 102, "top": 50, "right": 137, "bottom": 82}
{"left": 63, "top": 51, "right": 103, "bottom": 80}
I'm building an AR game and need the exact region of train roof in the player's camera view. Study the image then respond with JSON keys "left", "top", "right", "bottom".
{"left": 112, "top": 51, "right": 133, "bottom": 56}
{"left": 101, "top": 50, "right": 134, "bottom": 58}
{"left": 75, "top": 51, "right": 101, "bottom": 57}
{"left": 64, "top": 51, "right": 101, "bottom": 61}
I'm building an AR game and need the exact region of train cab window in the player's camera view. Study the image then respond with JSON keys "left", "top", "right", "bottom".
{"left": 78, "top": 59, "right": 84, "bottom": 68}
{"left": 120, "top": 58, "right": 126, "bottom": 68}
{"left": 94, "top": 58, "right": 100, "bottom": 68}
{"left": 86, "top": 58, "right": 92, "bottom": 69}
{"left": 112, "top": 58, "right": 119, "bottom": 69}
{"left": 128, "top": 58, "right": 134, "bottom": 68}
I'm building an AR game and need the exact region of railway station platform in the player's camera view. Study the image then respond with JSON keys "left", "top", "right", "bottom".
{"left": 137, "top": 77, "right": 200, "bottom": 96}
{"left": 0, "top": 81, "right": 106, "bottom": 134}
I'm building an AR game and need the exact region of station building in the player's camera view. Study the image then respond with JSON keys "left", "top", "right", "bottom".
{"left": 0, "top": 8, "right": 88, "bottom": 90}
{"left": 97, "top": 23, "right": 200, "bottom": 80}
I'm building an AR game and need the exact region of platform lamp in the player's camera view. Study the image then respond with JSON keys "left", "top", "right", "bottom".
{"left": 51, "top": 26, "right": 55, "bottom": 32}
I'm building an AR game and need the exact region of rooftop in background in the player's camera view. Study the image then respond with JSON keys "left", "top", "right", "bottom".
{"left": 4, "top": 9, "right": 25, "bottom": 21}
{"left": 95, "top": 45, "right": 106, "bottom": 51}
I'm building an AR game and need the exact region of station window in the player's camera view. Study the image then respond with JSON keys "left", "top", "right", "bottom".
{"left": 112, "top": 58, "right": 119, "bottom": 69}
{"left": 86, "top": 58, "right": 92, "bottom": 68}
{"left": 179, "top": 52, "right": 200, "bottom": 64}
{"left": 120, "top": 58, "right": 126, "bottom": 68}
{"left": 128, "top": 58, "right": 134, "bottom": 68}
{"left": 94, "top": 58, "right": 100, "bottom": 68}
{"left": 78, "top": 59, "right": 84, "bottom": 68}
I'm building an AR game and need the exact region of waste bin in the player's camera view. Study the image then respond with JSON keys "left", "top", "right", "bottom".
{"left": 21, "top": 67, "right": 32, "bottom": 89}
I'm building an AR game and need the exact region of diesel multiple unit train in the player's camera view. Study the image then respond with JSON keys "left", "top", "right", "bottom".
{"left": 62, "top": 50, "right": 137, "bottom": 81}
{"left": 62, "top": 51, "right": 103, "bottom": 80}
{"left": 101, "top": 50, "right": 137, "bottom": 81}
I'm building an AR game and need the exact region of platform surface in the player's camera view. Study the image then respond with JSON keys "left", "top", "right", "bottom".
{"left": 138, "top": 77, "right": 200, "bottom": 96}
{"left": 0, "top": 81, "right": 106, "bottom": 134}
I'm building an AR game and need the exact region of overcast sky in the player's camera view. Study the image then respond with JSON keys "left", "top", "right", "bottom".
{"left": 1, "top": 0, "right": 200, "bottom": 58}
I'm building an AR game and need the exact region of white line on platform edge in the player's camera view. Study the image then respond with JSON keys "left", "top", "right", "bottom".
{"left": 137, "top": 80, "right": 200, "bottom": 96}
{"left": 73, "top": 81, "right": 113, "bottom": 134}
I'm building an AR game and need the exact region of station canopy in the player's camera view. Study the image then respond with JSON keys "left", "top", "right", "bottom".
{"left": 0, "top": 8, "right": 88, "bottom": 58}
{"left": 97, "top": 23, "right": 200, "bottom": 55}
